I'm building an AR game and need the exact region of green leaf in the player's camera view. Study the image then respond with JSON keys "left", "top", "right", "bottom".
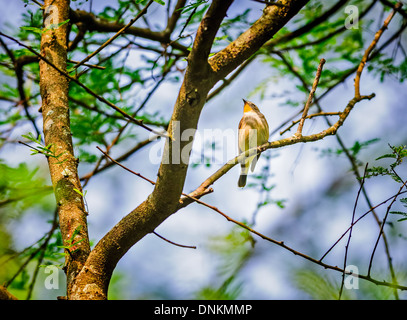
{"left": 376, "top": 154, "right": 396, "bottom": 160}
{"left": 390, "top": 211, "right": 407, "bottom": 222}
{"left": 71, "top": 238, "right": 85, "bottom": 247}
{"left": 21, "top": 19, "right": 70, "bottom": 35}
{"left": 71, "top": 225, "right": 83, "bottom": 242}
{"left": 293, "top": 269, "right": 354, "bottom": 300}
{"left": 275, "top": 199, "right": 286, "bottom": 209}
{"left": 54, "top": 252, "right": 68, "bottom": 256}
{"left": 20, "top": 26, "right": 43, "bottom": 34}
{"left": 153, "top": 0, "right": 165, "bottom": 5}
{"left": 45, "top": 19, "right": 70, "bottom": 31}
{"left": 73, "top": 188, "right": 84, "bottom": 197}
{"left": 22, "top": 132, "right": 42, "bottom": 144}
{"left": 179, "top": 0, "right": 208, "bottom": 13}
{"left": 196, "top": 275, "right": 243, "bottom": 300}
{"left": 0, "top": 161, "right": 53, "bottom": 217}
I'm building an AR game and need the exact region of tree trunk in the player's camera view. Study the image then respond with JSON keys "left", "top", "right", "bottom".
{"left": 39, "top": 0, "right": 90, "bottom": 299}
{"left": 35, "top": 0, "right": 310, "bottom": 300}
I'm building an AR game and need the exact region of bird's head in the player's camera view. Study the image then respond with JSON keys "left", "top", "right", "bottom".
{"left": 242, "top": 99, "right": 259, "bottom": 113}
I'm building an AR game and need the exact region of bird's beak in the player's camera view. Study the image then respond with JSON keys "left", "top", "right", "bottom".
{"left": 242, "top": 98, "right": 247, "bottom": 104}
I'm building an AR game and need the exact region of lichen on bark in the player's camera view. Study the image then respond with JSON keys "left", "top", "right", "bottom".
{"left": 39, "top": 0, "right": 90, "bottom": 298}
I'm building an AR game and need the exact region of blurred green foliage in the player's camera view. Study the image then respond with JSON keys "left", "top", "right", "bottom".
{"left": 0, "top": 0, "right": 406, "bottom": 300}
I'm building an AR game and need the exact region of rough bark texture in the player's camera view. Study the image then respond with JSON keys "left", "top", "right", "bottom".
{"left": 39, "top": 0, "right": 90, "bottom": 298}
{"left": 0, "top": 285, "right": 18, "bottom": 300}
{"left": 209, "top": 0, "right": 310, "bottom": 78}
{"left": 68, "top": 0, "right": 233, "bottom": 300}
{"left": 68, "top": 0, "right": 310, "bottom": 300}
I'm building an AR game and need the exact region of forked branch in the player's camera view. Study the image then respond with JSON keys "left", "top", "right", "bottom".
{"left": 186, "top": 2, "right": 402, "bottom": 203}
{"left": 295, "top": 58, "right": 325, "bottom": 137}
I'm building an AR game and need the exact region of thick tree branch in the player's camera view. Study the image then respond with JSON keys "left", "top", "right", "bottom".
{"left": 165, "top": 0, "right": 187, "bottom": 36}
{"left": 182, "top": 94, "right": 375, "bottom": 205}
{"left": 354, "top": 2, "right": 402, "bottom": 97}
{"left": 272, "top": 17, "right": 407, "bottom": 137}
{"left": 147, "top": 0, "right": 234, "bottom": 217}
{"left": 72, "top": 0, "right": 154, "bottom": 70}
{"left": 0, "top": 32, "right": 167, "bottom": 138}
{"left": 267, "top": 0, "right": 349, "bottom": 48}
{"left": 279, "top": 0, "right": 377, "bottom": 51}
{"left": 274, "top": 9, "right": 404, "bottom": 297}
{"left": 67, "top": 0, "right": 312, "bottom": 300}
{"left": 2, "top": 0, "right": 405, "bottom": 301}
{"left": 178, "top": 7, "right": 403, "bottom": 297}
{"left": 207, "top": 55, "right": 255, "bottom": 102}
{"left": 97, "top": 147, "right": 407, "bottom": 292}
{"left": 188, "top": 0, "right": 234, "bottom": 74}
{"left": 209, "top": 0, "right": 310, "bottom": 80}
{"left": 69, "top": 0, "right": 311, "bottom": 299}
{"left": 70, "top": 8, "right": 189, "bottom": 54}
{"left": 68, "top": 2, "right": 235, "bottom": 300}
{"left": 0, "top": 285, "right": 18, "bottom": 300}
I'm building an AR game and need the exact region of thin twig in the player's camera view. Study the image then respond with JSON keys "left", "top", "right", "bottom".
{"left": 4, "top": 209, "right": 58, "bottom": 289}
{"left": 0, "top": 37, "right": 41, "bottom": 138}
{"left": 97, "top": 146, "right": 157, "bottom": 184}
{"left": 339, "top": 163, "right": 368, "bottom": 300}
{"left": 367, "top": 178, "right": 407, "bottom": 277}
{"left": 380, "top": 0, "right": 407, "bottom": 19}
{"left": 319, "top": 189, "right": 407, "bottom": 261}
{"left": 207, "top": 56, "right": 255, "bottom": 102}
{"left": 185, "top": 190, "right": 407, "bottom": 291}
{"left": 96, "top": 146, "right": 198, "bottom": 249}
{"left": 251, "top": 0, "right": 287, "bottom": 7}
{"left": 153, "top": 231, "right": 196, "bottom": 249}
{"left": 274, "top": 6, "right": 402, "bottom": 296}
{"left": 280, "top": 112, "right": 341, "bottom": 135}
{"left": 26, "top": 209, "right": 58, "bottom": 300}
{"left": 30, "top": 0, "right": 44, "bottom": 7}
{"left": 72, "top": 0, "right": 154, "bottom": 70}
{"left": 80, "top": 138, "right": 153, "bottom": 182}
{"left": 278, "top": 1, "right": 377, "bottom": 52}
{"left": 273, "top": 18, "right": 407, "bottom": 138}
{"left": 95, "top": 146, "right": 407, "bottom": 291}
{"left": 75, "top": 41, "right": 133, "bottom": 79}
{"left": 0, "top": 32, "right": 169, "bottom": 138}
{"left": 81, "top": 53, "right": 176, "bottom": 186}
{"left": 83, "top": 54, "right": 178, "bottom": 186}
{"left": 18, "top": 140, "right": 47, "bottom": 156}
{"left": 354, "top": 2, "right": 402, "bottom": 97}
{"left": 81, "top": 76, "right": 166, "bottom": 185}
{"left": 295, "top": 58, "right": 325, "bottom": 137}
{"left": 67, "top": 59, "right": 105, "bottom": 70}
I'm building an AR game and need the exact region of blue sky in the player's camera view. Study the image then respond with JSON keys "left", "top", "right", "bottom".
{"left": 1, "top": 0, "right": 407, "bottom": 299}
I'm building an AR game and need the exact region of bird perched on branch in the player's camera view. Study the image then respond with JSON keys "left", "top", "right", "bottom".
{"left": 238, "top": 99, "right": 269, "bottom": 187}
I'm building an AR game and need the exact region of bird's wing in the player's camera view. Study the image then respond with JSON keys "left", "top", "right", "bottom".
{"left": 251, "top": 112, "right": 270, "bottom": 172}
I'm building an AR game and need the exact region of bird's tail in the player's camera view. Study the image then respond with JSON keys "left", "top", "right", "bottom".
{"left": 238, "top": 164, "right": 249, "bottom": 187}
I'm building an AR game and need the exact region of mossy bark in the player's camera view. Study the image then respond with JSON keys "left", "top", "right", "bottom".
{"left": 39, "top": 0, "right": 90, "bottom": 299}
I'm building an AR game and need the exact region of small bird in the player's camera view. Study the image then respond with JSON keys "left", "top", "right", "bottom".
{"left": 238, "top": 99, "right": 269, "bottom": 187}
